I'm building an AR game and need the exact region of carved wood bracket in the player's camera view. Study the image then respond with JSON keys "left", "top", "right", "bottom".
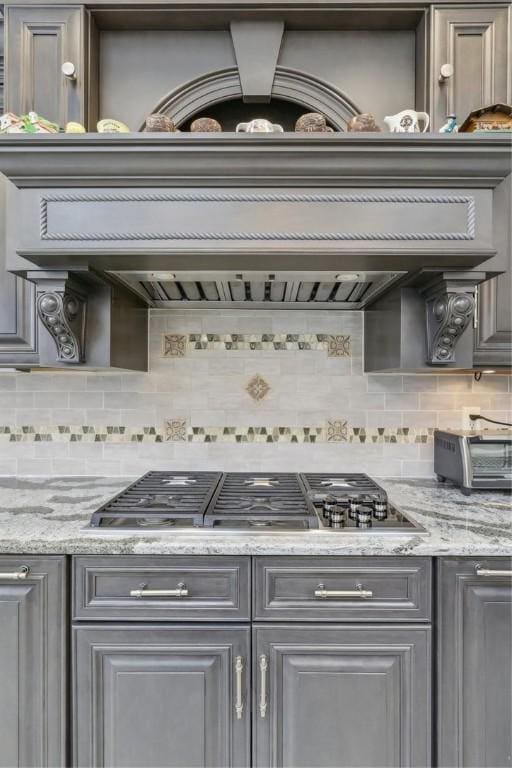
{"left": 30, "top": 273, "right": 87, "bottom": 363}
{"left": 422, "top": 273, "right": 486, "bottom": 365}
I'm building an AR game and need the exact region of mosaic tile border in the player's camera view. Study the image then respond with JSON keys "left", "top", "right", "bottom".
{"left": 0, "top": 424, "right": 435, "bottom": 444}
{"left": 162, "top": 333, "right": 351, "bottom": 358}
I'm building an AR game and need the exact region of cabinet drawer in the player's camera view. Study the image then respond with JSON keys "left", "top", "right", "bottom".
{"left": 254, "top": 556, "right": 431, "bottom": 621}
{"left": 73, "top": 556, "right": 250, "bottom": 621}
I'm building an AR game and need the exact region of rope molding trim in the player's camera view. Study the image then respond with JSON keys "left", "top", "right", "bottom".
{"left": 39, "top": 192, "right": 476, "bottom": 242}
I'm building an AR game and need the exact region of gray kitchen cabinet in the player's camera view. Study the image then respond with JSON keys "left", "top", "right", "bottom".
{"left": 0, "top": 177, "right": 39, "bottom": 367}
{"left": 73, "top": 624, "right": 251, "bottom": 768}
{"left": 437, "top": 557, "right": 512, "bottom": 768}
{"left": 4, "top": 5, "right": 88, "bottom": 127}
{"left": 474, "top": 273, "right": 512, "bottom": 367}
{"left": 430, "top": 5, "right": 511, "bottom": 131}
{"left": 253, "top": 625, "right": 431, "bottom": 768}
{"left": 0, "top": 555, "right": 67, "bottom": 768}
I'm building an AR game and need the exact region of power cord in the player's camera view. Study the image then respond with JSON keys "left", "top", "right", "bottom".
{"left": 469, "top": 414, "right": 512, "bottom": 428}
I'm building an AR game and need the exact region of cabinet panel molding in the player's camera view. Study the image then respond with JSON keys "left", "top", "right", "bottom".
{"left": 73, "top": 625, "right": 251, "bottom": 767}
{"left": 431, "top": 6, "right": 511, "bottom": 131}
{"left": 5, "top": 5, "right": 86, "bottom": 126}
{"left": 0, "top": 556, "right": 67, "bottom": 768}
{"left": 437, "top": 557, "right": 512, "bottom": 768}
{"left": 254, "top": 625, "right": 431, "bottom": 768}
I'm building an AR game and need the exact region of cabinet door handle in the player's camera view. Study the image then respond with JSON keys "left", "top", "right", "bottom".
{"left": 235, "top": 656, "right": 244, "bottom": 720}
{"left": 0, "top": 565, "right": 30, "bottom": 581}
{"left": 129, "top": 582, "right": 189, "bottom": 598}
{"left": 259, "top": 654, "right": 268, "bottom": 718}
{"left": 314, "top": 582, "right": 373, "bottom": 599}
{"left": 475, "top": 566, "right": 512, "bottom": 578}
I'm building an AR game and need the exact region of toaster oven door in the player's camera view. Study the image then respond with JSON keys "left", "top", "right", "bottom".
{"left": 468, "top": 439, "right": 512, "bottom": 482}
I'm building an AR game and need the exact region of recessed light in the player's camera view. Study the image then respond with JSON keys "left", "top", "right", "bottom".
{"left": 152, "top": 272, "right": 176, "bottom": 281}
{"left": 482, "top": 369, "right": 496, "bottom": 374}
{"left": 335, "top": 273, "right": 360, "bottom": 282}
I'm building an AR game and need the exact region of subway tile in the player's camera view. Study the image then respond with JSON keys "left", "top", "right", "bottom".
{"left": 367, "top": 374, "right": 403, "bottom": 393}
{"left": 419, "top": 393, "right": 456, "bottom": 411}
{"left": 401, "top": 460, "right": 435, "bottom": 477}
{"left": 0, "top": 458, "right": 17, "bottom": 474}
{"left": 436, "top": 375, "right": 473, "bottom": 392}
{"left": 0, "top": 375, "right": 16, "bottom": 391}
{"left": 33, "top": 391, "right": 70, "bottom": 409}
{"left": 385, "top": 393, "right": 419, "bottom": 411}
{"left": 403, "top": 376, "right": 438, "bottom": 392}
{"left": 472, "top": 375, "right": 509, "bottom": 393}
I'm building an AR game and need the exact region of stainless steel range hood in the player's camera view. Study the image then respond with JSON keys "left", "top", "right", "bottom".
{"left": 112, "top": 270, "right": 405, "bottom": 310}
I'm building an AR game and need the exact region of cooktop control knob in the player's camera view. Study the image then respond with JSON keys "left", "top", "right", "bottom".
{"left": 322, "top": 496, "right": 337, "bottom": 520}
{"left": 329, "top": 505, "right": 345, "bottom": 528}
{"left": 356, "top": 505, "right": 372, "bottom": 527}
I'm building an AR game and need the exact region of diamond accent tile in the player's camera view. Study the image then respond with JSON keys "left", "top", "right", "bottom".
{"left": 162, "top": 334, "right": 187, "bottom": 357}
{"left": 163, "top": 419, "right": 188, "bottom": 441}
{"left": 327, "top": 335, "right": 351, "bottom": 357}
{"left": 326, "top": 419, "right": 349, "bottom": 442}
{"left": 246, "top": 374, "right": 271, "bottom": 402}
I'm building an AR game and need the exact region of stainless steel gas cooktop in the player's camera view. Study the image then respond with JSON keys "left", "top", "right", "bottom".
{"left": 86, "top": 471, "right": 424, "bottom": 534}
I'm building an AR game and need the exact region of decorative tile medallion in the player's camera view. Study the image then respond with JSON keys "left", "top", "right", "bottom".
{"left": 163, "top": 419, "right": 187, "bottom": 441}
{"left": 327, "top": 335, "right": 351, "bottom": 357}
{"left": 246, "top": 374, "right": 271, "bottom": 402}
{"left": 162, "top": 333, "right": 351, "bottom": 356}
{"left": 162, "top": 334, "right": 187, "bottom": 357}
{"left": 326, "top": 419, "right": 349, "bottom": 442}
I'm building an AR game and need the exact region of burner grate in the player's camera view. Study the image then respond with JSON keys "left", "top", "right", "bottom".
{"left": 89, "top": 471, "right": 222, "bottom": 527}
{"left": 204, "top": 472, "right": 319, "bottom": 528}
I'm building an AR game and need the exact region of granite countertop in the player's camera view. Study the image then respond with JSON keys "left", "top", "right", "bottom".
{"left": 0, "top": 476, "right": 510, "bottom": 556}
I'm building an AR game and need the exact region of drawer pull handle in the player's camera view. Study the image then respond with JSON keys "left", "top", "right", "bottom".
{"left": 129, "top": 582, "right": 189, "bottom": 598}
{"left": 235, "top": 656, "right": 244, "bottom": 720}
{"left": 475, "top": 566, "right": 512, "bottom": 578}
{"left": 0, "top": 565, "right": 30, "bottom": 581}
{"left": 259, "top": 655, "right": 268, "bottom": 719}
{"left": 314, "top": 583, "right": 373, "bottom": 599}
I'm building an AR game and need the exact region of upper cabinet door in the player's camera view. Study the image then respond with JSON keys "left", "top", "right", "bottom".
{"left": 474, "top": 273, "right": 512, "bottom": 366}
{"left": 5, "top": 5, "right": 87, "bottom": 126}
{"left": 431, "top": 5, "right": 511, "bottom": 130}
{"left": 74, "top": 625, "right": 251, "bottom": 768}
{"left": 437, "top": 558, "right": 512, "bottom": 768}
{"left": 253, "top": 625, "right": 431, "bottom": 768}
{"left": 0, "top": 556, "right": 67, "bottom": 768}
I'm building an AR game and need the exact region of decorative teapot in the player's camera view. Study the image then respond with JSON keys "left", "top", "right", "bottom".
{"left": 384, "top": 109, "right": 430, "bottom": 133}
{"left": 236, "top": 118, "right": 284, "bottom": 133}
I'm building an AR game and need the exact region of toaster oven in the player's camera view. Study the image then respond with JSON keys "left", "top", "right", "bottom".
{"left": 434, "top": 429, "right": 512, "bottom": 495}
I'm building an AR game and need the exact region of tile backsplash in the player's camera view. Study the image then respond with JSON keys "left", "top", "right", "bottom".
{"left": 0, "top": 309, "right": 510, "bottom": 476}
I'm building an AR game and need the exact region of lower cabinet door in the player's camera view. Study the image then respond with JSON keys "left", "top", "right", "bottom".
{"left": 73, "top": 625, "right": 250, "bottom": 768}
{"left": 437, "top": 558, "right": 512, "bottom": 768}
{"left": 253, "top": 625, "right": 431, "bottom": 768}
{"left": 0, "top": 556, "right": 67, "bottom": 768}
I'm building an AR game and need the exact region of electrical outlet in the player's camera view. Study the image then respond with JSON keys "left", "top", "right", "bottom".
{"left": 462, "top": 406, "right": 480, "bottom": 431}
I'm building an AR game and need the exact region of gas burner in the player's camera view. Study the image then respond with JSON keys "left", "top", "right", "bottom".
{"left": 135, "top": 494, "right": 184, "bottom": 509}
{"left": 238, "top": 496, "right": 286, "bottom": 513}
{"left": 136, "top": 517, "right": 176, "bottom": 528}
{"left": 243, "top": 477, "right": 280, "bottom": 488}
{"left": 160, "top": 476, "right": 197, "bottom": 487}
{"left": 320, "top": 478, "right": 357, "bottom": 488}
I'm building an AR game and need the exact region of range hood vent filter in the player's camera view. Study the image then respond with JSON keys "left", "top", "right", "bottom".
{"left": 114, "top": 272, "right": 404, "bottom": 310}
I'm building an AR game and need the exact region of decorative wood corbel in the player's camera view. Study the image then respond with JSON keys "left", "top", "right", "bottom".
{"left": 28, "top": 272, "right": 87, "bottom": 363}
{"left": 422, "top": 273, "right": 486, "bottom": 365}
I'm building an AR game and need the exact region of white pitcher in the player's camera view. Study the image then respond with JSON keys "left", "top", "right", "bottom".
{"left": 384, "top": 109, "right": 430, "bottom": 133}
